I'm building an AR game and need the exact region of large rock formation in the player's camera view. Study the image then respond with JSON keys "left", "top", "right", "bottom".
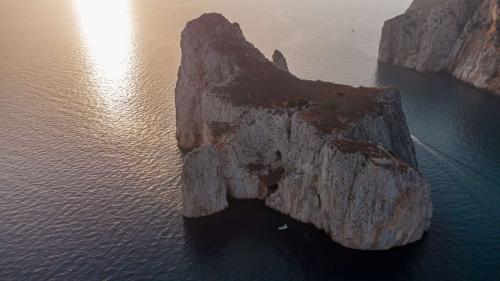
{"left": 379, "top": 0, "right": 499, "bottom": 95}
{"left": 176, "top": 13, "right": 432, "bottom": 250}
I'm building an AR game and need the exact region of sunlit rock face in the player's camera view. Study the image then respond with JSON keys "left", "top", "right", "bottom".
{"left": 176, "top": 13, "right": 432, "bottom": 250}
{"left": 379, "top": 0, "right": 499, "bottom": 95}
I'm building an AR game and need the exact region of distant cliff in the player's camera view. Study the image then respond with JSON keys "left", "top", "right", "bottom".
{"left": 176, "top": 13, "right": 432, "bottom": 250}
{"left": 379, "top": 0, "right": 499, "bottom": 95}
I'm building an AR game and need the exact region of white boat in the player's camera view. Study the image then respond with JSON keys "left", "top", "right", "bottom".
{"left": 278, "top": 224, "right": 288, "bottom": 230}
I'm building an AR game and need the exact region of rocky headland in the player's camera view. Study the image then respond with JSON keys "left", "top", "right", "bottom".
{"left": 379, "top": 0, "right": 499, "bottom": 95}
{"left": 176, "top": 13, "right": 432, "bottom": 250}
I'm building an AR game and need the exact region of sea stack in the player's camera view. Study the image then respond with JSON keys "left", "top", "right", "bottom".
{"left": 175, "top": 13, "right": 432, "bottom": 250}
{"left": 379, "top": 0, "right": 499, "bottom": 95}
{"left": 272, "top": 50, "right": 289, "bottom": 72}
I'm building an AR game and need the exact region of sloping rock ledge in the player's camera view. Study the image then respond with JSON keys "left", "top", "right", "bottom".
{"left": 175, "top": 13, "right": 432, "bottom": 250}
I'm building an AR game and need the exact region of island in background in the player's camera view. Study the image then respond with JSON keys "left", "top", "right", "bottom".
{"left": 175, "top": 13, "right": 432, "bottom": 250}
{"left": 379, "top": 0, "right": 499, "bottom": 95}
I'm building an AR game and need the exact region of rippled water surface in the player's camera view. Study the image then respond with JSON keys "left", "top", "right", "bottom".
{"left": 1, "top": 0, "right": 499, "bottom": 280}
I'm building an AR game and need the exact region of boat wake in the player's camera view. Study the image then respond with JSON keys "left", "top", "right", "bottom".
{"left": 411, "top": 134, "right": 499, "bottom": 221}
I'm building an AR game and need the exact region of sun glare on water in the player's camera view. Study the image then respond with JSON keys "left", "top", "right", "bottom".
{"left": 74, "top": 0, "right": 134, "bottom": 113}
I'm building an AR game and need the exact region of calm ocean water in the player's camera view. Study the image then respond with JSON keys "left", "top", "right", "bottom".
{"left": 1, "top": 0, "right": 499, "bottom": 280}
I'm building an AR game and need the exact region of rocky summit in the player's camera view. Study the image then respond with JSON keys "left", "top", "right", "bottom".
{"left": 175, "top": 13, "right": 432, "bottom": 250}
{"left": 379, "top": 0, "right": 499, "bottom": 95}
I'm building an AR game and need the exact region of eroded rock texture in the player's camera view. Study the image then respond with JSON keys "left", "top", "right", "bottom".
{"left": 379, "top": 0, "right": 499, "bottom": 95}
{"left": 176, "top": 13, "right": 432, "bottom": 250}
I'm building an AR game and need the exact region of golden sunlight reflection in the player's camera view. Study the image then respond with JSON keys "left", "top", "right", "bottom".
{"left": 74, "top": 0, "right": 134, "bottom": 112}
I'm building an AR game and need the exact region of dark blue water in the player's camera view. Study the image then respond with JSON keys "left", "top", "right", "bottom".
{"left": 1, "top": 0, "right": 499, "bottom": 280}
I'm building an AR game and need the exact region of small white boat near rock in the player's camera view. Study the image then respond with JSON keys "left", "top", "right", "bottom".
{"left": 278, "top": 224, "right": 288, "bottom": 231}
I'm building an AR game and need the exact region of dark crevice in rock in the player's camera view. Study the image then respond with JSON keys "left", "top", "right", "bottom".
{"left": 268, "top": 184, "right": 279, "bottom": 195}
{"left": 316, "top": 194, "right": 322, "bottom": 210}
{"left": 259, "top": 167, "right": 285, "bottom": 196}
{"left": 275, "top": 151, "right": 282, "bottom": 161}
{"left": 286, "top": 117, "right": 292, "bottom": 139}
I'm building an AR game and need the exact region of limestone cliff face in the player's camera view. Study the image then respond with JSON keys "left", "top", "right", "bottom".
{"left": 379, "top": 0, "right": 499, "bottom": 95}
{"left": 176, "top": 13, "right": 432, "bottom": 250}
{"left": 174, "top": 15, "right": 266, "bottom": 150}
